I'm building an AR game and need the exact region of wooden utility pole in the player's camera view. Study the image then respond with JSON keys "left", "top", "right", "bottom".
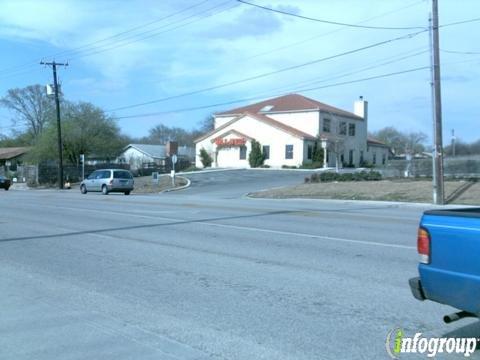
{"left": 431, "top": 0, "right": 444, "bottom": 204}
{"left": 41, "top": 61, "right": 68, "bottom": 189}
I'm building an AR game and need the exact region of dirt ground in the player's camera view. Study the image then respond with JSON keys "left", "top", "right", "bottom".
{"left": 249, "top": 179, "right": 480, "bottom": 205}
{"left": 132, "top": 175, "right": 188, "bottom": 194}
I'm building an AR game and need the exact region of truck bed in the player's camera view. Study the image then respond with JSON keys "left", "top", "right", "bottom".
{"left": 419, "top": 208, "right": 480, "bottom": 315}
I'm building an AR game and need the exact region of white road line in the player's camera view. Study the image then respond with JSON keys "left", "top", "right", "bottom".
{"left": 201, "top": 222, "right": 416, "bottom": 250}
{"left": 24, "top": 204, "right": 415, "bottom": 251}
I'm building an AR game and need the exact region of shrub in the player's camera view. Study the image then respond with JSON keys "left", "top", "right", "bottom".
{"left": 248, "top": 139, "right": 264, "bottom": 168}
{"left": 199, "top": 148, "right": 213, "bottom": 168}
{"left": 300, "top": 161, "right": 323, "bottom": 169}
{"left": 259, "top": 164, "right": 271, "bottom": 168}
{"left": 282, "top": 165, "right": 298, "bottom": 169}
{"left": 308, "top": 170, "right": 382, "bottom": 183}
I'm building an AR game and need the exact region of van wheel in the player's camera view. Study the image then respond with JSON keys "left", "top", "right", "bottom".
{"left": 124, "top": 191, "right": 130, "bottom": 195}
{"left": 80, "top": 184, "right": 87, "bottom": 194}
{"left": 102, "top": 185, "right": 109, "bottom": 195}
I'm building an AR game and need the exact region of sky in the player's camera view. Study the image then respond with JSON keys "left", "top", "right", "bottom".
{"left": 0, "top": 0, "right": 479, "bottom": 144}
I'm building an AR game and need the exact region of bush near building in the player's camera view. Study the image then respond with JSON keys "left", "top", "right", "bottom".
{"left": 305, "top": 171, "right": 382, "bottom": 183}
{"left": 199, "top": 148, "right": 213, "bottom": 168}
{"left": 248, "top": 139, "right": 264, "bottom": 168}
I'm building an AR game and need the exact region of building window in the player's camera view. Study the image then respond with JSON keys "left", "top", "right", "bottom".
{"left": 262, "top": 145, "right": 270, "bottom": 160}
{"left": 307, "top": 144, "right": 313, "bottom": 160}
{"left": 373, "top": 152, "right": 377, "bottom": 164}
{"left": 349, "top": 150, "right": 354, "bottom": 165}
{"left": 360, "top": 150, "right": 364, "bottom": 164}
{"left": 382, "top": 153, "right": 386, "bottom": 165}
{"left": 239, "top": 146, "right": 247, "bottom": 160}
{"left": 340, "top": 153, "right": 344, "bottom": 164}
{"left": 339, "top": 122, "right": 347, "bottom": 135}
{"left": 285, "top": 145, "right": 294, "bottom": 159}
{"left": 323, "top": 118, "right": 331, "bottom": 133}
{"left": 348, "top": 123, "right": 356, "bottom": 136}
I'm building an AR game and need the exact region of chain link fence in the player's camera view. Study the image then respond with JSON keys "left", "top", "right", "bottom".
{"left": 379, "top": 156, "right": 480, "bottom": 178}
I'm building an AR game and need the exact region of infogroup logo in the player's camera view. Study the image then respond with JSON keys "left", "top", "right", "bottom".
{"left": 385, "top": 328, "right": 478, "bottom": 358}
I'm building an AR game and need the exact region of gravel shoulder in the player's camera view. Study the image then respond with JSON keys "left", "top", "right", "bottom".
{"left": 249, "top": 179, "right": 480, "bottom": 205}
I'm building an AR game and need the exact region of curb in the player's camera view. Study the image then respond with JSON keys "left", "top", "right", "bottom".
{"left": 160, "top": 175, "right": 191, "bottom": 193}
{"left": 244, "top": 195, "right": 474, "bottom": 208}
{"left": 178, "top": 168, "right": 245, "bottom": 175}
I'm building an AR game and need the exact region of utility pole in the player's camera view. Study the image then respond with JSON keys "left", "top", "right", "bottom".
{"left": 431, "top": 0, "right": 444, "bottom": 204}
{"left": 41, "top": 61, "right": 68, "bottom": 189}
{"left": 451, "top": 129, "right": 456, "bottom": 157}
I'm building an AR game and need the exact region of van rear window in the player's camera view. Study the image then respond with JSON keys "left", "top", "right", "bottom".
{"left": 114, "top": 171, "right": 132, "bottom": 179}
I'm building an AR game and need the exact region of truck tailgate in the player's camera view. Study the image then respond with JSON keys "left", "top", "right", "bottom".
{"left": 420, "top": 212, "right": 480, "bottom": 314}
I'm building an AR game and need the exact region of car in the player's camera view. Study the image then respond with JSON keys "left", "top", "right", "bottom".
{"left": 80, "top": 169, "right": 134, "bottom": 195}
{"left": 0, "top": 175, "right": 11, "bottom": 190}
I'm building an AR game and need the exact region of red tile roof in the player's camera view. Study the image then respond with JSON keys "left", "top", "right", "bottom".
{"left": 216, "top": 93, "right": 363, "bottom": 120}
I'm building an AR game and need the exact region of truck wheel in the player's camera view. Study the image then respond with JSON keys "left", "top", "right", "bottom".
{"left": 102, "top": 185, "right": 109, "bottom": 195}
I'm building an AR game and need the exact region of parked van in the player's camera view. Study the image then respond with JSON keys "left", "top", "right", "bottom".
{"left": 80, "top": 169, "right": 134, "bottom": 195}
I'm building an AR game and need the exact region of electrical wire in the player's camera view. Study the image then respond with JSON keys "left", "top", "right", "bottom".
{"left": 0, "top": 0, "right": 233, "bottom": 76}
{"left": 441, "top": 49, "right": 480, "bottom": 55}
{"left": 237, "top": 0, "right": 425, "bottom": 30}
{"left": 113, "top": 66, "right": 430, "bottom": 120}
{"left": 107, "top": 29, "right": 427, "bottom": 112}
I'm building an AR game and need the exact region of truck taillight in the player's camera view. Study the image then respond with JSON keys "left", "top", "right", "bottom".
{"left": 417, "top": 227, "right": 431, "bottom": 264}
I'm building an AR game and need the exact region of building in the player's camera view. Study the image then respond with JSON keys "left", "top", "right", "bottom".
{"left": 0, "top": 147, "right": 31, "bottom": 170}
{"left": 117, "top": 143, "right": 195, "bottom": 171}
{"left": 194, "top": 94, "right": 389, "bottom": 169}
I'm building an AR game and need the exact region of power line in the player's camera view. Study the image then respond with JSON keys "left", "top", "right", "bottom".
{"left": 107, "top": 29, "right": 427, "bottom": 112}
{"left": 439, "top": 17, "right": 480, "bottom": 28}
{"left": 242, "top": 0, "right": 425, "bottom": 61}
{"left": 67, "top": 2, "right": 237, "bottom": 61}
{"left": 0, "top": 0, "right": 234, "bottom": 77}
{"left": 81, "top": 1, "right": 426, "bottom": 86}
{"left": 114, "top": 66, "right": 429, "bottom": 120}
{"left": 237, "top": 0, "right": 425, "bottom": 30}
{"left": 441, "top": 49, "right": 480, "bottom": 55}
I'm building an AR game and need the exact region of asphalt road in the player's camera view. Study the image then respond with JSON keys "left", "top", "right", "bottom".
{"left": 1, "top": 170, "right": 479, "bottom": 359}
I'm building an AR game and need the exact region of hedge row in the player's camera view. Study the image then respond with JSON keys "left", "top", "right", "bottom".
{"left": 305, "top": 171, "right": 382, "bottom": 183}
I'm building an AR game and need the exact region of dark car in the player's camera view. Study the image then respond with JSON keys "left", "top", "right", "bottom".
{"left": 0, "top": 176, "right": 11, "bottom": 190}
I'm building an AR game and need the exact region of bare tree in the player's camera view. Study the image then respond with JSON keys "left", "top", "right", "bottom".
{"left": 320, "top": 112, "right": 346, "bottom": 172}
{"left": 198, "top": 114, "right": 215, "bottom": 132}
{"left": 0, "top": 84, "right": 54, "bottom": 138}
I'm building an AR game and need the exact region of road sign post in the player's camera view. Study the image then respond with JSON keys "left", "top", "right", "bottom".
{"left": 171, "top": 154, "right": 177, "bottom": 187}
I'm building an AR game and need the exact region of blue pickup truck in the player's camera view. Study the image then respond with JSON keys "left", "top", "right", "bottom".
{"left": 410, "top": 208, "right": 480, "bottom": 323}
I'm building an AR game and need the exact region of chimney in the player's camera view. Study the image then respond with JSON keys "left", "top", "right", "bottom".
{"left": 166, "top": 141, "right": 178, "bottom": 156}
{"left": 354, "top": 96, "right": 368, "bottom": 119}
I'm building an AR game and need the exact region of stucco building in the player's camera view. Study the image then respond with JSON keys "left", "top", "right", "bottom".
{"left": 195, "top": 94, "right": 389, "bottom": 169}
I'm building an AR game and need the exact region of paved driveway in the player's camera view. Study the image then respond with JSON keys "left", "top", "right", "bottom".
{"left": 176, "top": 169, "right": 313, "bottom": 198}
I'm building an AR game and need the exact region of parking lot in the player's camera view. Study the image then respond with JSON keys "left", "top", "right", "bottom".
{"left": 1, "top": 170, "right": 479, "bottom": 359}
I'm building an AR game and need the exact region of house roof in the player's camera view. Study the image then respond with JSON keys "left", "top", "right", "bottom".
{"left": 215, "top": 93, "right": 363, "bottom": 120}
{"left": 124, "top": 144, "right": 194, "bottom": 159}
{"left": 0, "top": 147, "right": 31, "bottom": 160}
{"left": 367, "top": 137, "right": 389, "bottom": 148}
{"left": 211, "top": 129, "right": 254, "bottom": 143}
{"left": 195, "top": 112, "right": 316, "bottom": 143}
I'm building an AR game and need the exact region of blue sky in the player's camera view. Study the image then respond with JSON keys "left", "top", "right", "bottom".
{"left": 0, "top": 0, "right": 479, "bottom": 143}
